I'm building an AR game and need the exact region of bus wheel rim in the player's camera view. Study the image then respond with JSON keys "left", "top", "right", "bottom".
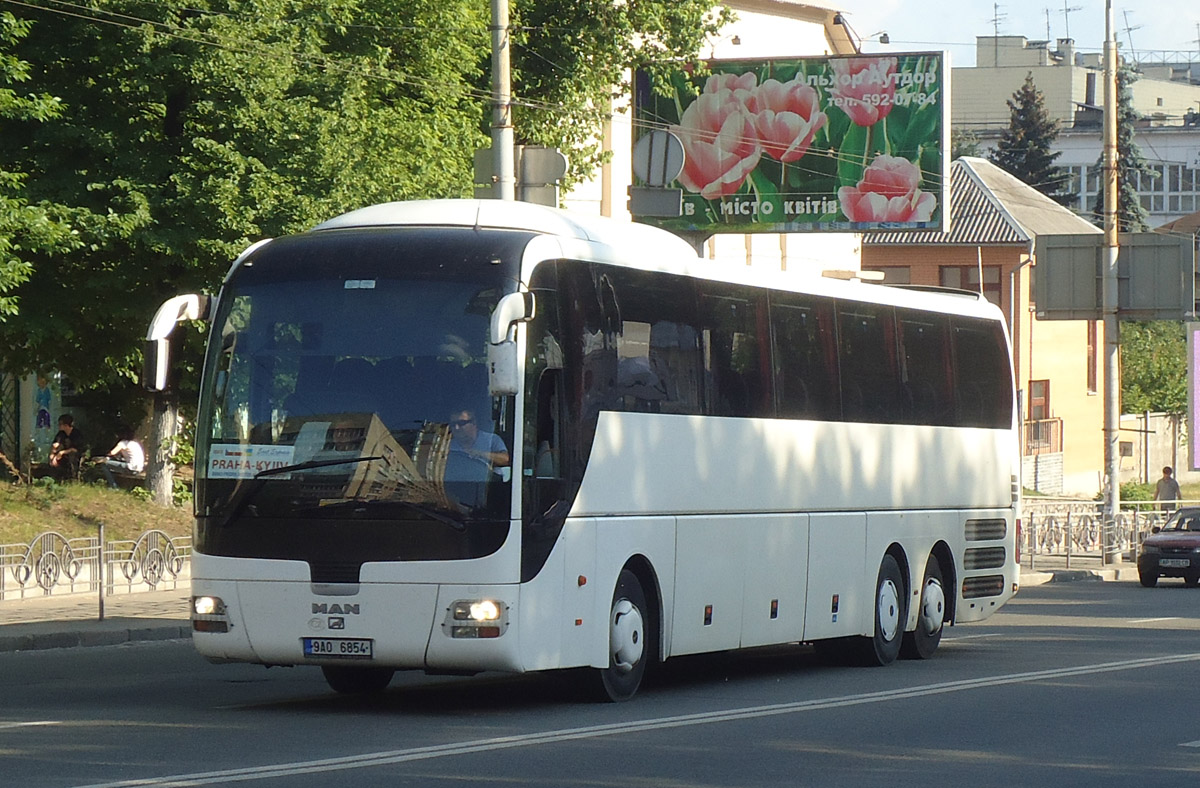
{"left": 878, "top": 578, "right": 901, "bottom": 642}
{"left": 920, "top": 578, "right": 945, "bottom": 635}
{"left": 611, "top": 599, "right": 644, "bottom": 673}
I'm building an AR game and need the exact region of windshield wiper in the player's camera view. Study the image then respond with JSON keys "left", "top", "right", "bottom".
{"left": 254, "top": 455, "right": 384, "bottom": 478}
{"left": 299, "top": 497, "right": 467, "bottom": 532}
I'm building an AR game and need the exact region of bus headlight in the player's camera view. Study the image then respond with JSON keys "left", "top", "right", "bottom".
{"left": 445, "top": 599, "right": 509, "bottom": 638}
{"left": 192, "top": 595, "right": 230, "bottom": 633}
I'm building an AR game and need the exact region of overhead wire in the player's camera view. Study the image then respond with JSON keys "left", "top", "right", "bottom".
{"left": 4, "top": 0, "right": 1194, "bottom": 231}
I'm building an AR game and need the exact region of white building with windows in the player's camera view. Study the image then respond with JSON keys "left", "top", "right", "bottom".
{"left": 953, "top": 35, "right": 1200, "bottom": 228}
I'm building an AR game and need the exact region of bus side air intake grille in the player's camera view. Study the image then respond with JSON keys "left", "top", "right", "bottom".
{"left": 964, "top": 546, "right": 1007, "bottom": 570}
{"left": 308, "top": 561, "right": 362, "bottom": 585}
{"left": 965, "top": 518, "right": 1007, "bottom": 541}
{"left": 962, "top": 575, "right": 1006, "bottom": 599}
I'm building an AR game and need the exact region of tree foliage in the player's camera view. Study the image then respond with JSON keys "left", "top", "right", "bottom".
{"left": 510, "top": 0, "right": 730, "bottom": 187}
{"left": 1091, "top": 64, "right": 1154, "bottom": 232}
{"left": 1120, "top": 321, "right": 1186, "bottom": 416}
{"left": 0, "top": 0, "right": 725, "bottom": 398}
{"left": 988, "top": 72, "right": 1072, "bottom": 204}
{"left": 0, "top": 11, "right": 76, "bottom": 320}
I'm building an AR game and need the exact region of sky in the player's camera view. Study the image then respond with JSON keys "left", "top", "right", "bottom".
{"left": 836, "top": 1, "right": 1200, "bottom": 67}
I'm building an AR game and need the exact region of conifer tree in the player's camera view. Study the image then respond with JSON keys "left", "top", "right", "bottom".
{"left": 1091, "top": 64, "right": 1154, "bottom": 232}
{"left": 989, "top": 72, "right": 1072, "bottom": 204}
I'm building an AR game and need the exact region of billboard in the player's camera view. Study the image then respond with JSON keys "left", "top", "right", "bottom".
{"left": 633, "top": 54, "right": 948, "bottom": 235}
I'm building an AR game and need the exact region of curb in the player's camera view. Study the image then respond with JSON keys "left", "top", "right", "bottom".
{"left": 1020, "top": 566, "right": 1141, "bottom": 587}
{"left": 0, "top": 624, "right": 190, "bottom": 654}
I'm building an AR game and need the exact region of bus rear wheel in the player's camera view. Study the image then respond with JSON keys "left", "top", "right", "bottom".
{"left": 853, "top": 554, "right": 907, "bottom": 666}
{"left": 587, "top": 569, "right": 651, "bottom": 702}
{"left": 900, "top": 555, "right": 945, "bottom": 660}
{"left": 321, "top": 665, "right": 395, "bottom": 695}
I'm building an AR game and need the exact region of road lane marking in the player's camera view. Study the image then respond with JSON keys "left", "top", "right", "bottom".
{"left": 0, "top": 721, "right": 62, "bottom": 731}
{"left": 1129, "top": 617, "right": 1180, "bottom": 624}
{"left": 70, "top": 652, "right": 1200, "bottom": 788}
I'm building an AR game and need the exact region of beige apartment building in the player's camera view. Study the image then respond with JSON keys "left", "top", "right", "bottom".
{"left": 864, "top": 157, "right": 1105, "bottom": 496}
{"left": 953, "top": 35, "right": 1200, "bottom": 229}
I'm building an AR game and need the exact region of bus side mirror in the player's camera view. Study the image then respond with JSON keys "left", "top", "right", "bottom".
{"left": 488, "top": 292, "right": 535, "bottom": 397}
{"left": 144, "top": 294, "right": 210, "bottom": 392}
{"left": 144, "top": 338, "right": 170, "bottom": 393}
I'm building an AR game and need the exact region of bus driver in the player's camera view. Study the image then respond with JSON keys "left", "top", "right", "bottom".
{"left": 448, "top": 409, "right": 510, "bottom": 470}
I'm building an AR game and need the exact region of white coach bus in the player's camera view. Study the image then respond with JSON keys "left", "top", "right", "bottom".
{"left": 147, "top": 199, "right": 1019, "bottom": 701}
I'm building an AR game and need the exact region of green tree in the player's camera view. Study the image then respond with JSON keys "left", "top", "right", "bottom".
{"left": 0, "top": 11, "right": 76, "bottom": 320}
{"left": 951, "top": 127, "right": 983, "bottom": 160}
{"left": 1120, "top": 321, "right": 1186, "bottom": 416}
{"left": 0, "top": 0, "right": 493, "bottom": 390}
{"left": 1091, "top": 64, "right": 1154, "bottom": 232}
{"left": 0, "top": 0, "right": 725, "bottom": 387}
{"left": 988, "top": 72, "right": 1072, "bottom": 204}
{"left": 510, "top": 1, "right": 730, "bottom": 187}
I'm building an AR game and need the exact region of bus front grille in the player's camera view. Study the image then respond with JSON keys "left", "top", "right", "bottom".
{"left": 964, "top": 546, "right": 1007, "bottom": 570}
{"left": 309, "top": 561, "right": 362, "bottom": 584}
{"left": 962, "top": 575, "right": 1005, "bottom": 599}
{"left": 965, "top": 518, "right": 1007, "bottom": 541}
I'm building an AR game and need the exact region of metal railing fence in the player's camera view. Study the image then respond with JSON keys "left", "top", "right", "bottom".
{"left": 0, "top": 527, "right": 190, "bottom": 602}
{"left": 1021, "top": 498, "right": 1187, "bottom": 570}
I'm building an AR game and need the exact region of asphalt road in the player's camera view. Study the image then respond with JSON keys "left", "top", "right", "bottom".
{"left": 3, "top": 578, "right": 1200, "bottom": 788}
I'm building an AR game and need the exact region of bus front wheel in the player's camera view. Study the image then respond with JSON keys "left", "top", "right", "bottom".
{"left": 900, "top": 555, "right": 945, "bottom": 660}
{"left": 855, "top": 554, "right": 907, "bottom": 667}
{"left": 321, "top": 665, "right": 395, "bottom": 695}
{"left": 588, "top": 568, "right": 650, "bottom": 702}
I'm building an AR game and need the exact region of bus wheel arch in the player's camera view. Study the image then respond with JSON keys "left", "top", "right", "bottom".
{"left": 588, "top": 557, "right": 660, "bottom": 702}
{"left": 901, "top": 545, "right": 950, "bottom": 660}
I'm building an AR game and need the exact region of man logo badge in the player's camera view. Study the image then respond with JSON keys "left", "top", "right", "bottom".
{"left": 312, "top": 603, "right": 360, "bottom": 615}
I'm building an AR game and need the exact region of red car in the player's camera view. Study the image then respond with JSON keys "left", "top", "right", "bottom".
{"left": 1138, "top": 507, "right": 1200, "bottom": 587}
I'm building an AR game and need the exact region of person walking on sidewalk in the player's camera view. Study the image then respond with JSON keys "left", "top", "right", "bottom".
{"left": 1155, "top": 466, "right": 1182, "bottom": 512}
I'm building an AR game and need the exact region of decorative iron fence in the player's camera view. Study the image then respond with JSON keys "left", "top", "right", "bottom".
{"left": 1021, "top": 498, "right": 1183, "bottom": 569}
{"left": 0, "top": 528, "right": 191, "bottom": 601}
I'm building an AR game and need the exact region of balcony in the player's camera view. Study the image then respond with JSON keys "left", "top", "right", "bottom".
{"left": 1024, "top": 417, "right": 1063, "bottom": 455}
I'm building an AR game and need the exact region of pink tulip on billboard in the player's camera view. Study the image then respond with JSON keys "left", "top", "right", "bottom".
{"left": 746, "top": 78, "right": 828, "bottom": 163}
{"left": 671, "top": 90, "right": 762, "bottom": 200}
{"left": 837, "top": 154, "right": 937, "bottom": 223}
{"left": 704, "top": 71, "right": 758, "bottom": 100}
{"left": 829, "top": 57, "right": 898, "bottom": 127}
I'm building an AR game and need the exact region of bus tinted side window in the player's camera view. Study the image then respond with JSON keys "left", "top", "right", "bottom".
{"left": 952, "top": 318, "right": 1014, "bottom": 429}
{"left": 837, "top": 303, "right": 902, "bottom": 423}
{"left": 698, "top": 285, "right": 771, "bottom": 418}
{"left": 897, "top": 309, "right": 954, "bottom": 426}
{"left": 769, "top": 295, "right": 839, "bottom": 420}
{"left": 603, "top": 267, "right": 703, "bottom": 415}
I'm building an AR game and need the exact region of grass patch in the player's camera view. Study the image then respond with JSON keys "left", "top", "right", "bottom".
{"left": 0, "top": 479, "right": 193, "bottom": 546}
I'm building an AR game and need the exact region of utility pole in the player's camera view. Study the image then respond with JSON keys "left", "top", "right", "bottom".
{"left": 490, "top": 0, "right": 515, "bottom": 201}
{"left": 1101, "top": 0, "right": 1121, "bottom": 562}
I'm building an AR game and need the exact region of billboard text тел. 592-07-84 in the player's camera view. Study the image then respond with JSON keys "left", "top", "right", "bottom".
{"left": 633, "top": 53, "right": 948, "bottom": 235}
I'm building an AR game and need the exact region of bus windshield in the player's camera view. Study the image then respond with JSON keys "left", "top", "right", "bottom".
{"left": 194, "top": 227, "right": 530, "bottom": 565}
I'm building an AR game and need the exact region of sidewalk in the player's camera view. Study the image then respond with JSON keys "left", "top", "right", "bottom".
{"left": 0, "top": 556, "right": 1143, "bottom": 654}
{"left": 0, "top": 587, "right": 189, "bottom": 653}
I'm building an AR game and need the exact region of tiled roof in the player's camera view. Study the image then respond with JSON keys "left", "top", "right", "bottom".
{"left": 865, "top": 156, "right": 1102, "bottom": 246}
{"left": 1156, "top": 210, "right": 1200, "bottom": 235}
